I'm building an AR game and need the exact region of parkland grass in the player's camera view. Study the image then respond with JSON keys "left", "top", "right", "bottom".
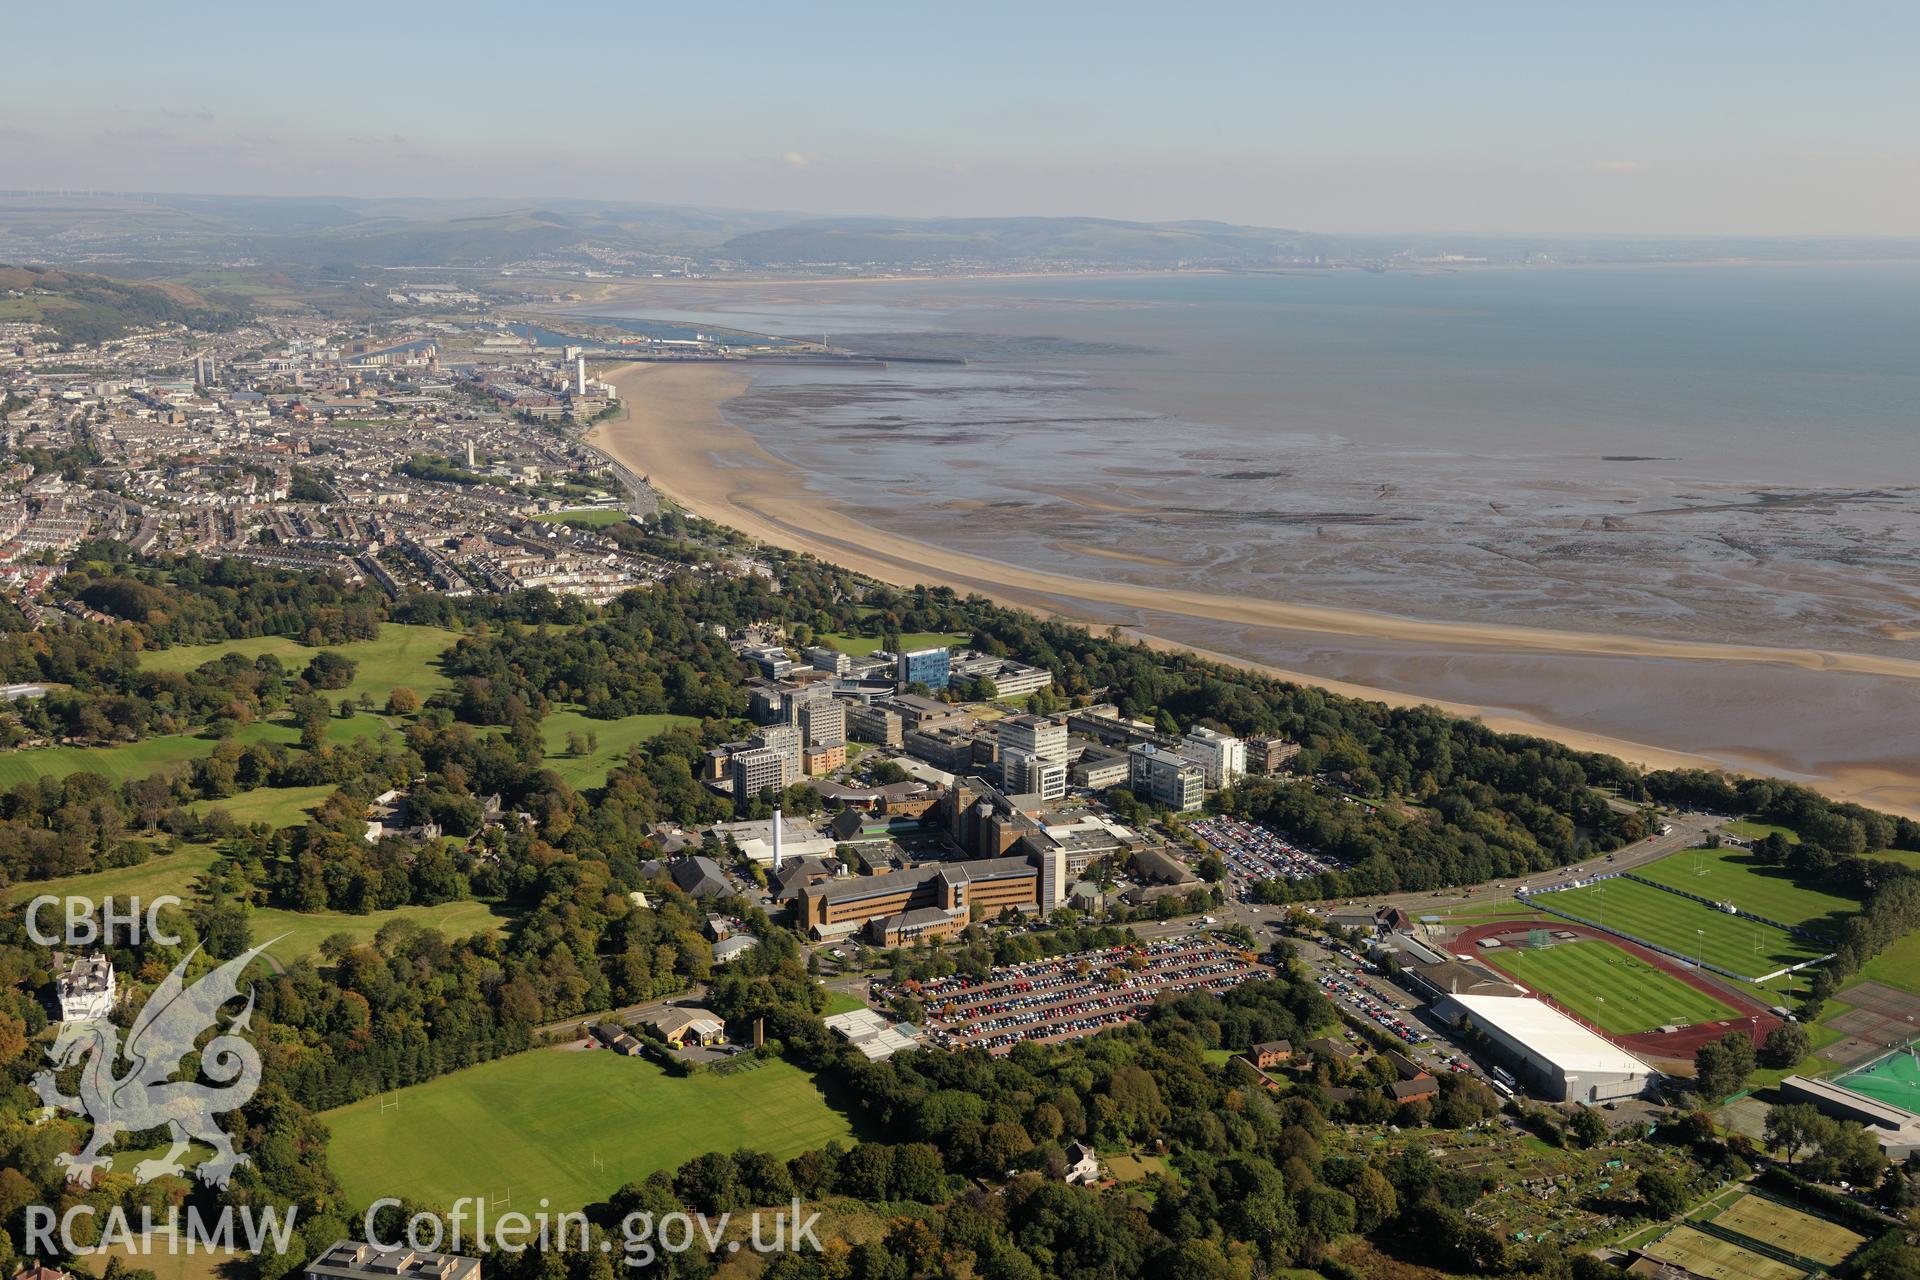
{"left": 2, "top": 845, "right": 221, "bottom": 906}
{"left": 188, "top": 783, "right": 337, "bottom": 830}
{"left": 139, "top": 622, "right": 463, "bottom": 705}
{"left": 1484, "top": 938, "right": 1740, "bottom": 1034}
{"left": 1535, "top": 877, "right": 1827, "bottom": 977}
{"left": 323, "top": 1047, "right": 855, "bottom": 1211}
{"left": 535, "top": 708, "right": 700, "bottom": 789}
{"left": 1636, "top": 845, "right": 1860, "bottom": 937}
{"left": 251, "top": 897, "right": 512, "bottom": 963}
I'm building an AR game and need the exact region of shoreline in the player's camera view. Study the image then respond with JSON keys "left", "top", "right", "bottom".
{"left": 587, "top": 361, "right": 1920, "bottom": 818}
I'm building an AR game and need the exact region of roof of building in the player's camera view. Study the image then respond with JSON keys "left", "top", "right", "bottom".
{"left": 1132, "top": 847, "right": 1197, "bottom": 885}
{"left": 306, "top": 1242, "right": 480, "bottom": 1280}
{"left": 1388, "top": 1077, "right": 1440, "bottom": 1100}
{"left": 712, "top": 935, "right": 761, "bottom": 962}
{"left": 670, "top": 855, "right": 733, "bottom": 898}
{"left": 823, "top": 1007, "right": 924, "bottom": 1060}
{"left": 647, "top": 1006, "right": 726, "bottom": 1039}
{"left": 1450, "top": 993, "right": 1653, "bottom": 1078}
{"left": 877, "top": 906, "right": 961, "bottom": 933}
{"left": 1405, "top": 957, "right": 1520, "bottom": 998}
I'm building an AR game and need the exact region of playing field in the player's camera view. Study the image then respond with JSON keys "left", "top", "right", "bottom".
{"left": 1840, "top": 1050, "right": 1920, "bottom": 1114}
{"left": 1636, "top": 846, "right": 1859, "bottom": 937}
{"left": 1708, "top": 1194, "right": 1864, "bottom": 1267}
{"left": 323, "top": 1047, "right": 855, "bottom": 1211}
{"left": 139, "top": 622, "right": 462, "bottom": 706}
{"left": 1537, "top": 878, "right": 1827, "bottom": 977}
{"left": 819, "top": 630, "right": 969, "bottom": 658}
{"left": 532, "top": 508, "right": 630, "bottom": 528}
{"left": 1643, "top": 1225, "right": 1806, "bottom": 1280}
{"left": 1483, "top": 938, "right": 1739, "bottom": 1034}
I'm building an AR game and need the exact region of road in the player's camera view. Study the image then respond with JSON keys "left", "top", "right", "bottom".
{"left": 1277, "top": 812, "right": 1726, "bottom": 920}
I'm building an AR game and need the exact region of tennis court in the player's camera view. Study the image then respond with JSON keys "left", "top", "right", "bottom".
{"left": 1840, "top": 1048, "right": 1920, "bottom": 1114}
{"left": 1641, "top": 1225, "right": 1806, "bottom": 1280}
{"left": 1710, "top": 1194, "right": 1864, "bottom": 1267}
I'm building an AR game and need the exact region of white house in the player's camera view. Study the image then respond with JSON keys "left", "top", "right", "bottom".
{"left": 57, "top": 953, "right": 116, "bottom": 1021}
{"left": 1063, "top": 1141, "right": 1101, "bottom": 1185}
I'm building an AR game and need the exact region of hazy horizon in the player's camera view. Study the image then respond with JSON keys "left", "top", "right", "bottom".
{"left": 7, "top": 0, "right": 1916, "bottom": 238}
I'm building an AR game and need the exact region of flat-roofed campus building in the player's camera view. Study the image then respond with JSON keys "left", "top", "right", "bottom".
{"left": 730, "top": 746, "right": 789, "bottom": 800}
{"left": 1438, "top": 993, "right": 1655, "bottom": 1103}
{"left": 1180, "top": 726, "right": 1247, "bottom": 788}
{"left": 824, "top": 1007, "right": 926, "bottom": 1060}
{"left": 1128, "top": 743, "right": 1205, "bottom": 811}
{"left": 897, "top": 646, "right": 953, "bottom": 691}
{"left": 796, "top": 849, "right": 1060, "bottom": 940}
{"left": 1779, "top": 1074, "right": 1920, "bottom": 1158}
{"left": 307, "top": 1243, "right": 480, "bottom": 1280}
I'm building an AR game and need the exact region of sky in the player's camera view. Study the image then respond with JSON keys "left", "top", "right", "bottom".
{"left": 4, "top": 0, "right": 1916, "bottom": 236}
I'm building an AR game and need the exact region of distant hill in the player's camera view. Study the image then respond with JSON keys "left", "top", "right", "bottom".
{"left": 718, "top": 215, "right": 1336, "bottom": 266}
{"left": 0, "top": 265, "right": 249, "bottom": 344}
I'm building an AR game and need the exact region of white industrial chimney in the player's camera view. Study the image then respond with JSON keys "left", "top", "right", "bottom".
{"left": 770, "top": 807, "right": 784, "bottom": 872}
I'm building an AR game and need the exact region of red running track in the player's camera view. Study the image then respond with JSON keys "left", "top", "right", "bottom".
{"left": 1450, "top": 919, "right": 1784, "bottom": 1060}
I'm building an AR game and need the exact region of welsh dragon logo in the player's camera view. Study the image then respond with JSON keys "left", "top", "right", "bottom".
{"left": 33, "top": 941, "right": 278, "bottom": 1188}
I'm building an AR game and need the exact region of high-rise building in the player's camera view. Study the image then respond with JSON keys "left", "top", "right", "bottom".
{"left": 1003, "top": 748, "right": 1068, "bottom": 801}
{"left": 1000, "top": 713, "right": 1068, "bottom": 764}
{"left": 798, "top": 698, "right": 846, "bottom": 746}
{"left": 896, "top": 646, "right": 952, "bottom": 692}
{"left": 576, "top": 356, "right": 588, "bottom": 397}
{"left": 731, "top": 747, "right": 789, "bottom": 801}
{"left": 1128, "top": 743, "right": 1205, "bottom": 811}
{"left": 752, "top": 723, "right": 803, "bottom": 779}
{"left": 1180, "top": 726, "right": 1247, "bottom": 788}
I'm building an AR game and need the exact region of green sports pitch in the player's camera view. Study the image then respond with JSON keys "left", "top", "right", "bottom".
{"left": 1533, "top": 877, "right": 1828, "bottom": 978}
{"left": 324, "top": 1047, "right": 856, "bottom": 1211}
{"left": 1483, "top": 938, "right": 1741, "bottom": 1034}
{"left": 1635, "top": 845, "right": 1859, "bottom": 937}
{"left": 1840, "top": 1050, "right": 1920, "bottom": 1115}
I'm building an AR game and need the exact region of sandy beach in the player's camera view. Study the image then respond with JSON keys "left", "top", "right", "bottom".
{"left": 589, "top": 361, "right": 1920, "bottom": 818}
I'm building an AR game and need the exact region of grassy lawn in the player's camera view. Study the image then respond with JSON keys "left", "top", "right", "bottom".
{"left": 818, "top": 988, "right": 868, "bottom": 1017}
{"left": 188, "top": 783, "right": 337, "bottom": 830}
{"left": 1724, "top": 819, "right": 1801, "bottom": 844}
{"left": 2, "top": 845, "right": 221, "bottom": 906}
{"left": 536, "top": 708, "right": 699, "bottom": 789}
{"left": 1539, "top": 878, "right": 1827, "bottom": 977}
{"left": 1635, "top": 845, "right": 1859, "bottom": 937}
{"left": 817, "top": 630, "right": 969, "bottom": 658}
{"left": 0, "top": 732, "right": 235, "bottom": 787}
{"left": 0, "top": 713, "right": 394, "bottom": 789}
{"left": 1482, "top": 938, "right": 1739, "bottom": 1034}
{"left": 1854, "top": 927, "right": 1920, "bottom": 997}
{"left": 139, "top": 622, "right": 462, "bottom": 706}
{"left": 252, "top": 897, "right": 513, "bottom": 964}
{"left": 533, "top": 508, "right": 630, "bottom": 528}
{"left": 323, "top": 1047, "right": 855, "bottom": 1211}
